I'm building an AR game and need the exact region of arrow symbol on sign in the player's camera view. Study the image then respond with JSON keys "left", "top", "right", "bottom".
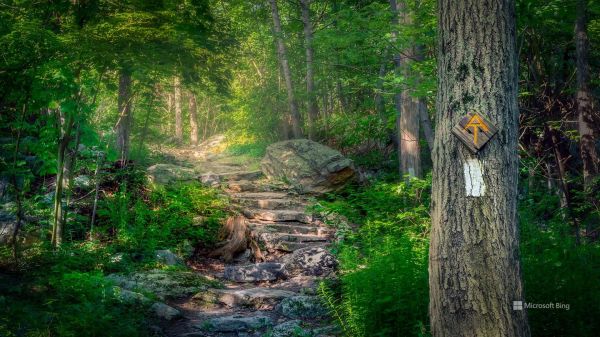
{"left": 464, "top": 114, "right": 489, "bottom": 146}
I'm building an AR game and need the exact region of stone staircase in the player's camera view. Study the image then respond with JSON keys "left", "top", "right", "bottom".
{"left": 164, "top": 170, "right": 338, "bottom": 337}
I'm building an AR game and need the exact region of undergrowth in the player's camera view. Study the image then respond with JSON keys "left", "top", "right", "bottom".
{"left": 316, "top": 174, "right": 600, "bottom": 337}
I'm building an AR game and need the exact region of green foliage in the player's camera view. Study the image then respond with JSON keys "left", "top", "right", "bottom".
{"left": 225, "top": 141, "right": 269, "bottom": 158}
{"left": 520, "top": 186, "right": 600, "bottom": 337}
{"left": 0, "top": 243, "right": 147, "bottom": 337}
{"left": 315, "top": 177, "right": 431, "bottom": 337}
{"left": 96, "top": 181, "right": 228, "bottom": 256}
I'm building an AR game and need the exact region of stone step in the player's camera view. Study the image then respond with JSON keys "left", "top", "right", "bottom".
{"left": 198, "top": 287, "right": 297, "bottom": 310}
{"left": 236, "top": 197, "right": 306, "bottom": 210}
{"left": 269, "top": 241, "right": 328, "bottom": 253}
{"left": 231, "top": 191, "right": 292, "bottom": 200}
{"left": 250, "top": 222, "right": 333, "bottom": 236}
{"left": 222, "top": 262, "right": 287, "bottom": 283}
{"left": 226, "top": 180, "right": 262, "bottom": 193}
{"left": 218, "top": 170, "right": 263, "bottom": 181}
{"left": 243, "top": 209, "right": 312, "bottom": 223}
{"left": 256, "top": 231, "right": 329, "bottom": 244}
{"left": 194, "top": 313, "right": 273, "bottom": 333}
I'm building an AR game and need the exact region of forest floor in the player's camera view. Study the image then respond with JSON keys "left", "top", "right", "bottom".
{"left": 152, "top": 141, "right": 338, "bottom": 337}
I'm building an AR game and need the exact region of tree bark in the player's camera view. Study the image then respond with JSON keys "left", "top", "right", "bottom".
{"left": 52, "top": 108, "right": 74, "bottom": 247}
{"left": 300, "top": 0, "right": 318, "bottom": 139}
{"left": 115, "top": 68, "right": 133, "bottom": 163}
{"left": 575, "top": 0, "right": 599, "bottom": 189}
{"left": 390, "top": 0, "right": 421, "bottom": 178}
{"left": 269, "top": 0, "right": 303, "bottom": 139}
{"left": 189, "top": 93, "right": 199, "bottom": 146}
{"left": 174, "top": 76, "right": 183, "bottom": 144}
{"left": 429, "top": 1, "right": 530, "bottom": 336}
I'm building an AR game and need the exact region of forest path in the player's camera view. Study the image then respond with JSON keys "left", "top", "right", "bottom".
{"left": 157, "top": 143, "right": 338, "bottom": 337}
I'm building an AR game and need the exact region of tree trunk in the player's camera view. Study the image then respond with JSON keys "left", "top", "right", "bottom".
{"left": 375, "top": 47, "right": 389, "bottom": 122}
{"left": 575, "top": 0, "right": 599, "bottom": 189}
{"left": 189, "top": 93, "right": 199, "bottom": 146}
{"left": 269, "top": 0, "right": 303, "bottom": 139}
{"left": 174, "top": 76, "right": 183, "bottom": 144}
{"left": 390, "top": 0, "right": 421, "bottom": 178}
{"left": 115, "top": 68, "right": 133, "bottom": 163}
{"left": 300, "top": 0, "right": 318, "bottom": 139}
{"left": 429, "top": 1, "right": 530, "bottom": 336}
{"left": 52, "top": 109, "right": 74, "bottom": 247}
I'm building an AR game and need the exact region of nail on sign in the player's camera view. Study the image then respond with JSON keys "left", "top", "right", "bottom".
{"left": 452, "top": 112, "right": 498, "bottom": 153}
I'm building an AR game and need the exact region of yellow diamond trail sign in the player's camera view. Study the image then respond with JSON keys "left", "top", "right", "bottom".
{"left": 452, "top": 112, "right": 498, "bottom": 153}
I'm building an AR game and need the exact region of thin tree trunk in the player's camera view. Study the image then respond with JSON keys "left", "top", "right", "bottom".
{"left": 89, "top": 148, "right": 104, "bottom": 240}
{"left": 269, "top": 0, "right": 303, "bottom": 138}
{"left": 419, "top": 101, "right": 434, "bottom": 150}
{"left": 189, "top": 93, "right": 199, "bottom": 146}
{"left": 390, "top": 0, "right": 421, "bottom": 178}
{"left": 429, "top": 1, "right": 530, "bottom": 336}
{"left": 52, "top": 109, "right": 74, "bottom": 247}
{"left": 174, "top": 76, "right": 183, "bottom": 144}
{"left": 115, "top": 68, "right": 133, "bottom": 163}
{"left": 10, "top": 103, "right": 26, "bottom": 259}
{"left": 375, "top": 47, "right": 389, "bottom": 121}
{"left": 300, "top": 0, "right": 318, "bottom": 139}
{"left": 575, "top": 0, "right": 599, "bottom": 189}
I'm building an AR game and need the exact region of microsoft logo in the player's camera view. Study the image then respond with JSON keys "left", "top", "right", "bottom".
{"left": 513, "top": 301, "right": 523, "bottom": 310}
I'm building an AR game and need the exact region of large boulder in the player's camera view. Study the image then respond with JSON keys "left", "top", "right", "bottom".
{"left": 147, "top": 164, "right": 197, "bottom": 185}
{"left": 261, "top": 139, "right": 355, "bottom": 193}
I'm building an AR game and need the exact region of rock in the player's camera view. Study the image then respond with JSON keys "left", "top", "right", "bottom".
{"left": 114, "top": 288, "right": 150, "bottom": 304}
{"left": 223, "top": 262, "right": 288, "bottom": 283}
{"left": 196, "top": 314, "right": 273, "bottom": 332}
{"left": 282, "top": 247, "right": 337, "bottom": 277}
{"left": 199, "top": 172, "right": 221, "bottom": 187}
{"left": 196, "top": 134, "right": 226, "bottom": 153}
{"left": 261, "top": 139, "right": 355, "bottom": 193}
{"left": 106, "top": 270, "right": 210, "bottom": 300}
{"left": 276, "top": 296, "right": 328, "bottom": 319}
{"left": 0, "top": 209, "right": 16, "bottom": 244}
{"left": 155, "top": 249, "right": 185, "bottom": 266}
{"left": 147, "top": 164, "right": 197, "bottom": 185}
{"left": 269, "top": 320, "right": 306, "bottom": 337}
{"left": 200, "top": 287, "right": 296, "bottom": 309}
{"left": 218, "top": 170, "right": 263, "bottom": 182}
{"left": 150, "top": 302, "right": 182, "bottom": 321}
{"left": 73, "top": 175, "right": 92, "bottom": 189}
{"left": 244, "top": 209, "right": 312, "bottom": 223}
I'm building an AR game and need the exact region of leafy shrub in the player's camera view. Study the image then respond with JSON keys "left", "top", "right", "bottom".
{"left": 520, "top": 187, "right": 600, "bottom": 337}
{"left": 0, "top": 244, "right": 147, "bottom": 337}
{"left": 316, "top": 176, "right": 431, "bottom": 337}
{"left": 97, "top": 182, "right": 228, "bottom": 256}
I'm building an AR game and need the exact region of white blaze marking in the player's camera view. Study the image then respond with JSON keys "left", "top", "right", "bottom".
{"left": 464, "top": 158, "right": 485, "bottom": 197}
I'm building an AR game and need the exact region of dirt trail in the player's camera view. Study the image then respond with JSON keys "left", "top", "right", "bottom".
{"left": 159, "top": 145, "right": 338, "bottom": 337}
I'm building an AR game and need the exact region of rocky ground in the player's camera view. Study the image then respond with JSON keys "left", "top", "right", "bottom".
{"left": 135, "top": 137, "right": 351, "bottom": 337}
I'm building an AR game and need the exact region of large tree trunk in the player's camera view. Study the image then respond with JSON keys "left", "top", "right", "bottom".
{"left": 174, "top": 76, "right": 183, "bottom": 144}
{"left": 300, "top": 0, "right": 318, "bottom": 139}
{"left": 390, "top": 0, "right": 421, "bottom": 178}
{"left": 269, "top": 0, "right": 303, "bottom": 139}
{"left": 575, "top": 0, "right": 599, "bottom": 189}
{"left": 189, "top": 93, "right": 199, "bottom": 146}
{"left": 115, "top": 68, "right": 133, "bottom": 163}
{"left": 429, "top": 1, "right": 530, "bottom": 336}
